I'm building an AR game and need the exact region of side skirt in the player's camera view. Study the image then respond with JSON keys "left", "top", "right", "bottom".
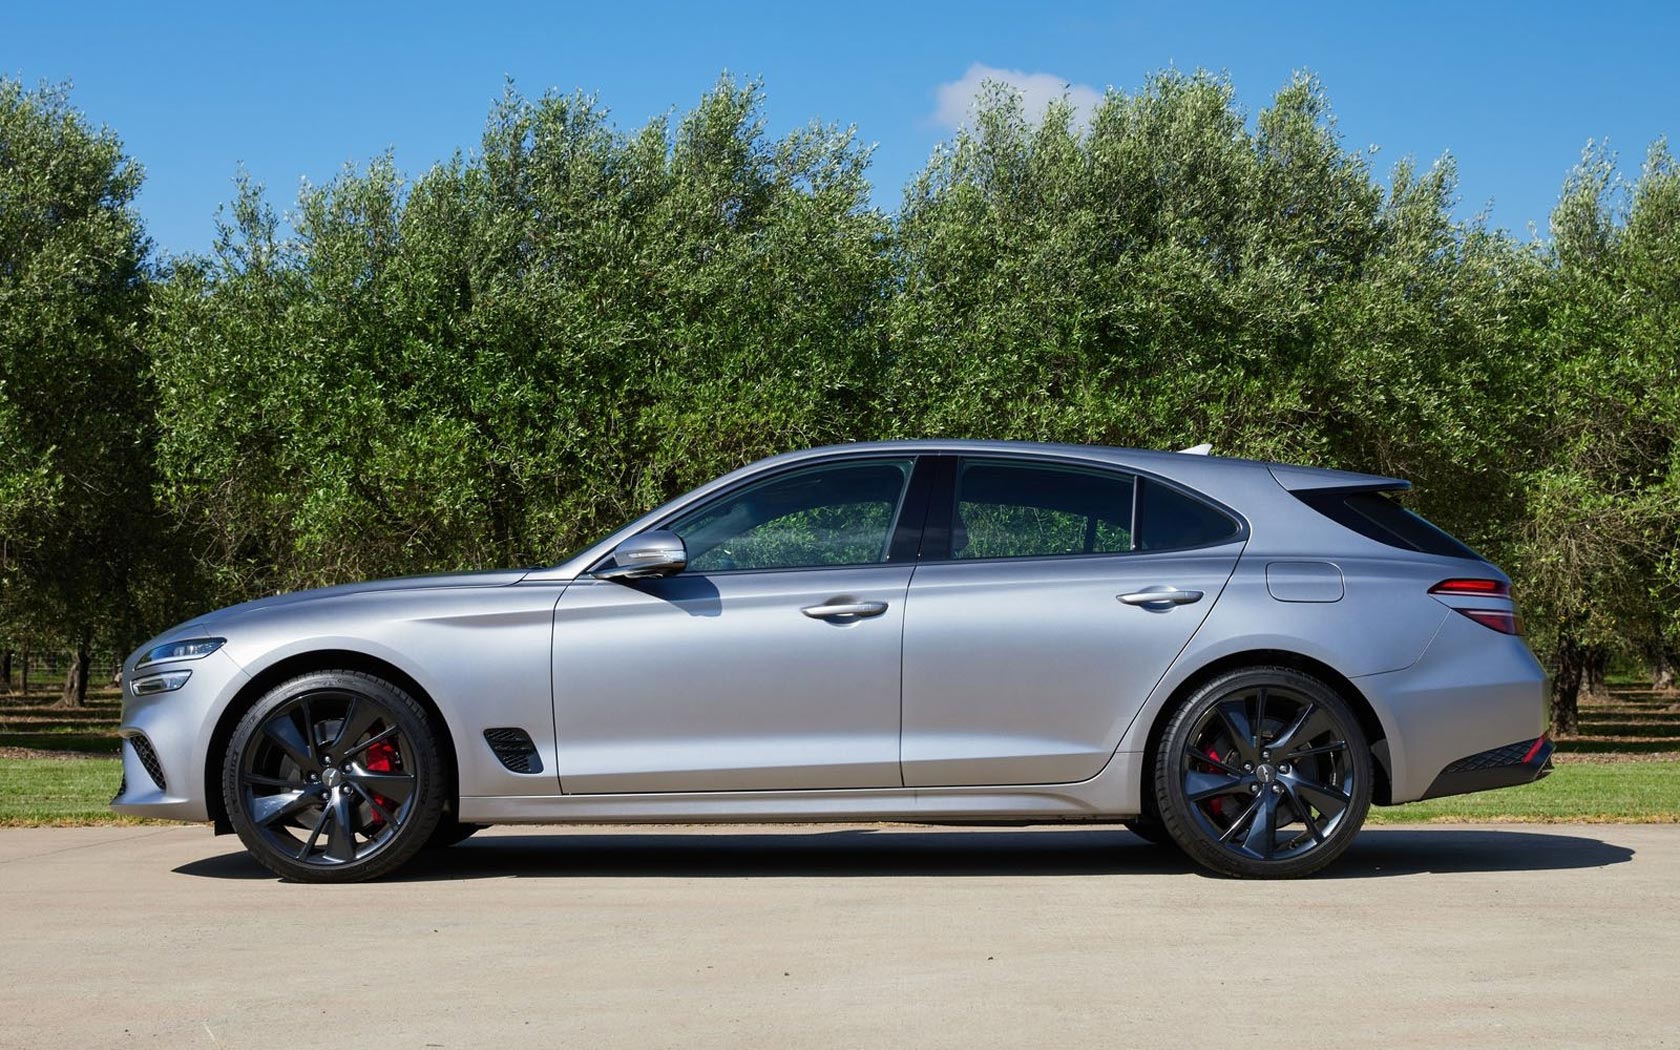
{"left": 459, "top": 752, "right": 1143, "bottom": 825}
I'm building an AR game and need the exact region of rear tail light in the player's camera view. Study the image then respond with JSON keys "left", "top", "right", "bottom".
{"left": 1456, "top": 608, "right": 1523, "bottom": 635}
{"left": 1429, "top": 578, "right": 1510, "bottom": 597}
{"left": 1431, "top": 578, "right": 1522, "bottom": 635}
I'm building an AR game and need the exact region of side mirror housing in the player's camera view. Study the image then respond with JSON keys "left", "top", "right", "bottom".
{"left": 593, "top": 530, "right": 687, "bottom": 581}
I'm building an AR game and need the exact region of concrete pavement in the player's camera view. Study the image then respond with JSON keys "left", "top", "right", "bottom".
{"left": 0, "top": 823, "right": 1674, "bottom": 1048}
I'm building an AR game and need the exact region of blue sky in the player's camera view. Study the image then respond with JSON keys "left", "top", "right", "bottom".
{"left": 5, "top": 1, "right": 1676, "bottom": 256}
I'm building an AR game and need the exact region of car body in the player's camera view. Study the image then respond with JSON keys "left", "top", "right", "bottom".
{"left": 113, "top": 440, "right": 1552, "bottom": 879}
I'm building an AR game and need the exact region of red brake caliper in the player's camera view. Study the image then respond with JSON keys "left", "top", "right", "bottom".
{"left": 1205, "top": 748, "right": 1227, "bottom": 819}
{"left": 363, "top": 740, "right": 398, "bottom": 827}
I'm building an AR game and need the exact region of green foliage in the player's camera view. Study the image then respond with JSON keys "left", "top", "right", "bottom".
{"left": 150, "top": 77, "right": 892, "bottom": 601}
{"left": 3, "top": 69, "right": 1679, "bottom": 704}
{"left": 885, "top": 71, "right": 1541, "bottom": 556}
{"left": 1510, "top": 139, "right": 1680, "bottom": 720}
{"left": 0, "top": 79, "right": 161, "bottom": 669}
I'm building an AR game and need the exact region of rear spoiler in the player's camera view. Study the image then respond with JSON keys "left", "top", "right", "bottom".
{"left": 1268, "top": 464, "right": 1410, "bottom": 493}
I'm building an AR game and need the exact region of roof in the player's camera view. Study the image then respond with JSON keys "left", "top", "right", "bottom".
{"left": 756, "top": 439, "right": 1406, "bottom": 490}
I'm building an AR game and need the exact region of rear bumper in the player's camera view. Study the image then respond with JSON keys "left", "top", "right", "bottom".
{"left": 1353, "top": 610, "right": 1549, "bottom": 803}
{"left": 1418, "top": 734, "right": 1555, "bottom": 801}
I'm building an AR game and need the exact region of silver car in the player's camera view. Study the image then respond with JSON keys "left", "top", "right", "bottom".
{"left": 112, "top": 440, "right": 1551, "bottom": 880}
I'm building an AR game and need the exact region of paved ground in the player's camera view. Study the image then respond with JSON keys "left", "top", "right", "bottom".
{"left": 0, "top": 823, "right": 1674, "bottom": 1049}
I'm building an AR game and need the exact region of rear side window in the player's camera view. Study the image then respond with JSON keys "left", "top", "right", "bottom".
{"left": 1294, "top": 489, "right": 1481, "bottom": 559}
{"left": 951, "top": 460, "right": 1134, "bottom": 559}
{"left": 1135, "top": 478, "right": 1243, "bottom": 551}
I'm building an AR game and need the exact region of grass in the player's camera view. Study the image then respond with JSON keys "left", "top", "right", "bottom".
{"left": 0, "top": 756, "right": 137, "bottom": 826}
{"left": 1367, "top": 760, "right": 1680, "bottom": 824}
{"left": 0, "top": 682, "right": 1677, "bottom": 827}
{"left": 0, "top": 688, "right": 136, "bottom": 827}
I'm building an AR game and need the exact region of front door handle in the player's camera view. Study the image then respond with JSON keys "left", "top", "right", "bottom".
{"left": 801, "top": 599, "right": 890, "bottom": 620}
{"left": 1118, "top": 587, "right": 1204, "bottom": 606}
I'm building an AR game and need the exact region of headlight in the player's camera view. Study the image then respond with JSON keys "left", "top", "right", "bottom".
{"left": 132, "top": 670, "right": 193, "bottom": 695}
{"left": 137, "top": 637, "right": 224, "bottom": 668}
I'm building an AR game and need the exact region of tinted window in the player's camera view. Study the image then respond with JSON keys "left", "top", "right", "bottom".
{"left": 671, "top": 460, "right": 914, "bottom": 572}
{"left": 1295, "top": 489, "right": 1480, "bottom": 560}
{"left": 952, "top": 460, "right": 1134, "bottom": 559}
{"left": 1135, "top": 478, "right": 1241, "bottom": 551}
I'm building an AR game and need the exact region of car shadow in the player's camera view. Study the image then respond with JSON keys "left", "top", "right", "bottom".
{"left": 173, "top": 825, "right": 1636, "bottom": 882}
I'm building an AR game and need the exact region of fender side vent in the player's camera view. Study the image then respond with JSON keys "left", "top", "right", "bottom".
{"left": 483, "top": 728, "right": 543, "bottom": 774}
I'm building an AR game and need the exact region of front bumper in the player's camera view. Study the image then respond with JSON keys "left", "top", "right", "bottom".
{"left": 110, "top": 649, "right": 251, "bottom": 822}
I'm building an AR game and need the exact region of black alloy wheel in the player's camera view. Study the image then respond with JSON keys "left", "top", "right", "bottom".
{"left": 223, "top": 671, "right": 444, "bottom": 882}
{"left": 1154, "top": 667, "right": 1371, "bottom": 878}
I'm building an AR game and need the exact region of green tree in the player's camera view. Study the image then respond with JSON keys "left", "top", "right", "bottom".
{"left": 0, "top": 79, "right": 157, "bottom": 705}
{"left": 150, "top": 77, "right": 891, "bottom": 603}
{"left": 25, "top": 66, "right": 1680, "bottom": 724}
{"left": 885, "top": 71, "right": 1538, "bottom": 550}
{"left": 1513, "top": 141, "right": 1680, "bottom": 730}
{"left": 1618, "top": 141, "right": 1680, "bottom": 690}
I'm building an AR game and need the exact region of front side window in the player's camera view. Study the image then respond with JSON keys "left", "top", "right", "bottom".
{"left": 670, "top": 459, "right": 914, "bottom": 572}
{"left": 952, "top": 460, "right": 1135, "bottom": 559}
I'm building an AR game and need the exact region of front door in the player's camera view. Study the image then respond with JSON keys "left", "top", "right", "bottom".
{"left": 551, "top": 456, "right": 924, "bottom": 794}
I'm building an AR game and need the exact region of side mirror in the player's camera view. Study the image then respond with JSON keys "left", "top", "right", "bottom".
{"left": 593, "top": 530, "right": 687, "bottom": 581}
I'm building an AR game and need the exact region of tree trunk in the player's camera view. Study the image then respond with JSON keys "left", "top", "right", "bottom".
{"left": 1583, "top": 647, "right": 1610, "bottom": 701}
{"left": 1551, "top": 637, "right": 1584, "bottom": 735}
{"left": 56, "top": 644, "right": 91, "bottom": 709}
{"left": 1651, "top": 647, "right": 1677, "bottom": 693}
{"left": 1, "top": 649, "right": 10, "bottom": 694}
{"left": 19, "top": 648, "right": 28, "bottom": 700}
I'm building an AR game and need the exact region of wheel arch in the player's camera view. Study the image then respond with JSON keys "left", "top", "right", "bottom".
{"left": 204, "top": 649, "right": 460, "bottom": 833}
{"left": 1137, "top": 649, "right": 1393, "bottom": 809}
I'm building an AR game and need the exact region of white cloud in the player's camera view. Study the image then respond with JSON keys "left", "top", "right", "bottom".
{"left": 933, "top": 63, "right": 1103, "bottom": 131}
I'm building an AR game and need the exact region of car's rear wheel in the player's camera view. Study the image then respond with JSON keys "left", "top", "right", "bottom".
{"left": 222, "top": 671, "right": 445, "bottom": 882}
{"left": 1154, "top": 667, "right": 1371, "bottom": 878}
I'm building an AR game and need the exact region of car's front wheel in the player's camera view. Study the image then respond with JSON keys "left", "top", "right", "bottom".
{"left": 1153, "top": 667, "right": 1371, "bottom": 878}
{"left": 222, "top": 670, "right": 445, "bottom": 882}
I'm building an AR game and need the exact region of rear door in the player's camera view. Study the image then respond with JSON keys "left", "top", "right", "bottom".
{"left": 900, "top": 456, "right": 1245, "bottom": 786}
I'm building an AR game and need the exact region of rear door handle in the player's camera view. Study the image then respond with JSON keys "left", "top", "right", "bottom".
{"left": 1118, "top": 587, "right": 1204, "bottom": 606}
{"left": 801, "top": 600, "right": 889, "bottom": 620}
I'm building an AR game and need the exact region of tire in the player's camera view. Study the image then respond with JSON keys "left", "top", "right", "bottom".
{"left": 222, "top": 670, "right": 446, "bottom": 883}
{"left": 426, "top": 817, "right": 486, "bottom": 849}
{"left": 1153, "top": 666, "right": 1372, "bottom": 879}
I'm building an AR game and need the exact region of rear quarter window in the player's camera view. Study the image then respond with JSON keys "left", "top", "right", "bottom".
{"left": 1134, "top": 478, "right": 1243, "bottom": 551}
